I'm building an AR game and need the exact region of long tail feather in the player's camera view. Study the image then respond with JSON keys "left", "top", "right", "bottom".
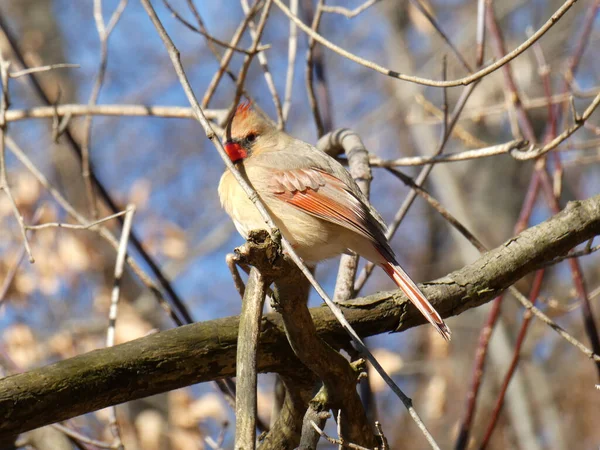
{"left": 381, "top": 261, "right": 451, "bottom": 341}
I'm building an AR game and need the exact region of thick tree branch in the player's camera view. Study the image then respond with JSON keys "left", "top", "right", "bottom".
{"left": 0, "top": 195, "right": 599, "bottom": 439}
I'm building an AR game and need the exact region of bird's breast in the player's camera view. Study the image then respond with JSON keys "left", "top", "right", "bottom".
{"left": 218, "top": 167, "right": 349, "bottom": 262}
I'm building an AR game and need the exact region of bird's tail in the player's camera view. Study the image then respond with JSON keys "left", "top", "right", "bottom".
{"left": 381, "top": 261, "right": 451, "bottom": 341}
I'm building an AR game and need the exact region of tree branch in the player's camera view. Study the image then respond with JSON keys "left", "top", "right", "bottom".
{"left": 0, "top": 194, "right": 599, "bottom": 439}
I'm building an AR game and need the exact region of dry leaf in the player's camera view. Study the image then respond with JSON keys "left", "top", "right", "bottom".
{"left": 3, "top": 323, "right": 41, "bottom": 368}
{"left": 129, "top": 179, "right": 152, "bottom": 210}
{"left": 424, "top": 375, "right": 447, "bottom": 419}
{"left": 58, "top": 234, "right": 90, "bottom": 272}
{"left": 14, "top": 172, "right": 40, "bottom": 208}
{"left": 189, "top": 392, "right": 227, "bottom": 424}
{"left": 170, "top": 428, "right": 203, "bottom": 450}
{"left": 135, "top": 409, "right": 167, "bottom": 450}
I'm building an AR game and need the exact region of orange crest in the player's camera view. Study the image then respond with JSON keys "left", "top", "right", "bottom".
{"left": 235, "top": 100, "right": 252, "bottom": 118}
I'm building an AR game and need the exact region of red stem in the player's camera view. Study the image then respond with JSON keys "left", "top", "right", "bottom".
{"left": 478, "top": 269, "right": 545, "bottom": 450}
{"left": 454, "top": 173, "right": 541, "bottom": 450}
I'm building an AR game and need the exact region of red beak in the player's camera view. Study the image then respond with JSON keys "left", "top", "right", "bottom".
{"left": 224, "top": 141, "right": 247, "bottom": 163}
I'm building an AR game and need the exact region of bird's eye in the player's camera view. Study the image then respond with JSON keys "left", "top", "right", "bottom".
{"left": 246, "top": 133, "right": 257, "bottom": 143}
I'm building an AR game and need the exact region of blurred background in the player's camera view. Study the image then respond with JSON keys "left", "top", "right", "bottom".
{"left": 0, "top": 0, "right": 599, "bottom": 448}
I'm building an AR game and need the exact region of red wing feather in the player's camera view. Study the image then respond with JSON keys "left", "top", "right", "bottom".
{"left": 270, "top": 169, "right": 379, "bottom": 243}
{"left": 270, "top": 168, "right": 452, "bottom": 340}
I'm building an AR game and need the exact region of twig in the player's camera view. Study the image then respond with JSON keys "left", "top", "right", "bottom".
{"left": 0, "top": 54, "right": 34, "bottom": 263}
{"left": 508, "top": 283, "right": 599, "bottom": 361}
{"left": 454, "top": 171, "right": 541, "bottom": 450}
{"left": 82, "top": 0, "right": 129, "bottom": 218}
{"left": 106, "top": 205, "right": 136, "bottom": 348}
{"left": 409, "top": 0, "right": 472, "bottom": 73}
{"left": 375, "top": 421, "right": 389, "bottom": 450}
{"left": 52, "top": 423, "right": 117, "bottom": 449}
{"left": 304, "top": 0, "right": 331, "bottom": 137}
{"left": 240, "top": 0, "right": 284, "bottom": 128}
{"left": 479, "top": 270, "right": 545, "bottom": 450}
{"left": 561, "top": 0, "right": 600, "bottom": 89}
{"left": 105, "top": 205, "right": 135, "bottom": 450}
{"left": 367, "top": 139, "right": 527, "bottom": 167}
{"left": 385, "top": 169, "right": 485, "bottom": 252}
{"left": 406, "top": 89, "right": 600, "bottom": 126}
{"left": 273, "top": 0, "right": 580, "bottom": 87}
{"left": 540, "top": 172, "right": 600, "bottom": 377}
{"left": 4, "top": 104, "right": 225, "bottom": 123}
{"left": 530, "top": 28, "right": 563, "bottom": 197}
{"left": 337, "top": 409, "right": 343, "bottom": 450}
{"left": 165, "top": 0, "right": 258, "bottom": 106}
{"left": 0, "top": 207, "right": 44, "bottom": 308}
{"left": 0, "top": 246, "right": 25, "bottom": 308}
{"left": 162, "top": 0, "right": 268, "bottom": 55}
{"left": 475, "top": 0, "right": 486, "bottom": 67}
{"left": 542, "top": 242, "right": 600, "bottom": 265}
{"left": 320, "top": 0, "right": 379, "bottom": 18}
{"left": 485, "top": 0, "right": 533, "bottom": 140}
{"left": 205, "top": 421, "right": 230, "bottom": 450}
{"left": 309, "top": 420, "right": 371, "bottom": 450}
{"left": 224, "top": 0, "right": 273, "bottom": 129}
{"left": 282, "top": 0, "right": 299, "bottom": 125}
{"left": 226, "top": 253, "right": 248, "bottom": 298}
{"left": 26, "top": 210, "right": 128, "bottom": 231}
{"left": 9, "top": 63, "right": 79, "bottom": 78}
{"left": 201, "top": 2, "right": 262, "bottom": 108}
{"left": 413, "top": 94, "right": 488, "bottom": 148}
{"left": 510, "top": 92, "right": 600, "bottom": 160}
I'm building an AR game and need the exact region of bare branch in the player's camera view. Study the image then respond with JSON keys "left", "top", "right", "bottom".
{"left": 320, "top": 0, "right": 379, "bottom": 18}
{"left": 511, "top": 92, "right": 600, "bottom": 160}
{"left": 105, "top": 204, "right": 135, "bottom": 449}
{"left": 282, "top": 0, "right": 298, "bottom": 125}
{"left": 241, "top": 0, "right": 284, "bottom": 128}
{"left": 0, "top": 54, "right": 33, "bottom": 263}
{"left": 367, "top": 139, "right": 528, "bottom": 167}
{"left": 4, "top": 104, "right": 225, "bottom": 123}
{"left": 272, "top": 0, "right": 580, "bottom": 87}
{"left": 1, "top": 193, "right": 598, "bottom": 439}
{"left": 409, "top": 0, "right": 472, "bottom": 73}
{"left": 162, "top": 0, "right": 269, "bottom": 55}
{"left": 235, "top": 267, "right": 267, "bottom": 450}
{"left": 81, "top": 0, "right": 129, "bottom": 218}
{"left": 317, "top": 129, "right": 372, "bottom": 302}
{"left": 9, "top": 63, "right": 79, "bottom": 78}
{"left": 0, "top": 13, "right": 195, "bottom": 327}
{"left": 25, "top": 209, "right": 128, "bottom": 231}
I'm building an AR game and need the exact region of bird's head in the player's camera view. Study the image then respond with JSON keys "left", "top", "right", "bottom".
{"left": 224, "top": 101, "right": 274, "bottom": 163}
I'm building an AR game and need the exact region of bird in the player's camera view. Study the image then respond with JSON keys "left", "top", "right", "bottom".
{"left": 218, "top": 102, "right": 451, "bottom": 341}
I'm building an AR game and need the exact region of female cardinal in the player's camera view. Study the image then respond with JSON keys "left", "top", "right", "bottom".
{"left": 218, "top": 102, "right": 450, "bottom": 341}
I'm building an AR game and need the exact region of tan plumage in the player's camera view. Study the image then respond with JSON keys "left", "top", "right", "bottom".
{"left": 218, "top": 103, "right": 451, "bottom": 340}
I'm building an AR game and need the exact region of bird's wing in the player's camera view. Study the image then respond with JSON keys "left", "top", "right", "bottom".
{"left": 268, "top": 167, "right": 391, "bottom": 254}
{"left": 251, "top": 140, "right": 388, "bottom": 231}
